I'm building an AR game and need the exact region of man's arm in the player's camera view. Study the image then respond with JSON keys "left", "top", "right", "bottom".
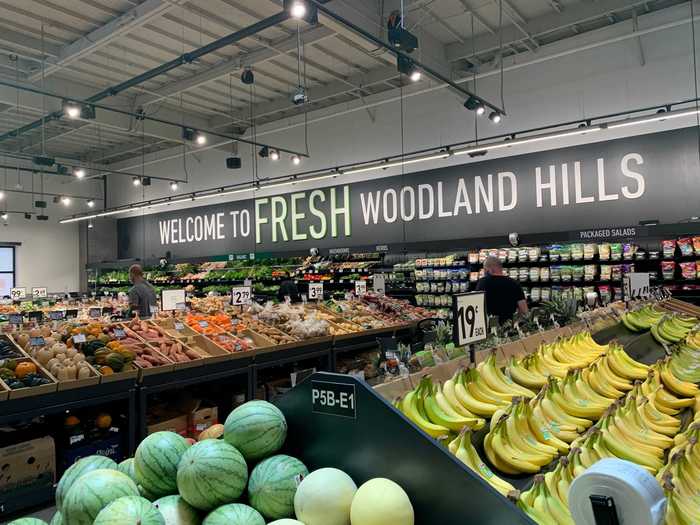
{"left": 128, "top": 288, "right": 140, "bottom": 314}
{"left": 517, "top": 299, "right": 529, "bottom": 316}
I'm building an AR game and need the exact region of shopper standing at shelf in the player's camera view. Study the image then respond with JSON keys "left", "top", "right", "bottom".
{"left": 476, "top": 256, "right": 528, "bottom": 323}
{"left": 128, "top": 264, "right": 158, "bottom": 318}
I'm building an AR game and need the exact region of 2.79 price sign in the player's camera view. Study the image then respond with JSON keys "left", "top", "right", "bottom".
{"left": 231, "top": 286, "right": 252, "bottom": 306}
{"left": 453, "top": 292, "right": 487, "bottom": 346}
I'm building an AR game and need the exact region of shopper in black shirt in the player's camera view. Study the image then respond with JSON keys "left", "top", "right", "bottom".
{"left": 475, "top": 256, "right": 528, "bottom": 323}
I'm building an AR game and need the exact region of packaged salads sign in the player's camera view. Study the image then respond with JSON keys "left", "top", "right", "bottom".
{"left": 118, "top": 127, "right": 700, "bottom": 259}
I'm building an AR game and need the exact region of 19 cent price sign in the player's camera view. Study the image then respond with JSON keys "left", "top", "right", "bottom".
{"left": 452, "top": 292, "right": 487, "bottom": 346}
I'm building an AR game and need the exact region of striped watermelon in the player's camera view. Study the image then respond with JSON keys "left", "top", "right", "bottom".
{"left": 224, "top": 400, "right": 287, "bottom": 461}
{"left": 135, "top": 431, "right": 189, "bottom": 499}
{"left": 49, "top": 512, "right": 62, "bottom": 525}
{"left": 153, "top": 495, "right": 201, "bottom": 525}
{"left": 176, "top": 440, "right": 248, "bottom": 511}
{"left": 55, "top": 455, "right": 117, "bottom": 510}
{"left": 62, "top": 469, "right": 140, "bottom": 525}
{"left": 202, "top": 504, "right": 264, "bottom": 525}
{"left": 247, "top": 455, "right": 308, "bottom": 520}
{"left": 6, "top": 519, "right": 47, "bottom": 525}
{"left": 268, "top": 520, "right": 306, "bottom": 525}
{"left": 139, "top": 483, "right": 160, "bottom": 502}
{"left": 93, "top": 496, "right": 165, "bottom": 525}
{"left": 118, "top": 458, "right": 137, "bottom": 483}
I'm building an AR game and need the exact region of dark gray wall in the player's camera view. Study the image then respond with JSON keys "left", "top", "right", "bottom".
{"left": 117, "top": 128, "right": 700, "bottom": 261}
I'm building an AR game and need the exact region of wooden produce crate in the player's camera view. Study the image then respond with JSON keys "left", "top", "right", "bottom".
{"left": 0, "top": 356, "right": 57, "bottom": 399}
{"left": 99, "top": 363, "right": 138, "bottom": 383}
{"left": 177, "top": 335, "right": 234, "bottom": 364}
{"left": 127, "top": 343, "right": 175, "bottom": 380}
{"left": 0, "top": 378, "right": 8, "bottom": 401}
{"left": 152, "top": 318, "right": 198, "bottom": 338}
{"left": 206, "top": 331, "right": 259, "bottom": 359}
{"left": 56, "top": 361, "right": 101, "bottom": 391}
{"left": 235, "top": 317, "right": 299, "bottom": 347}
{"left": 157, "top": 339, "right": 212, "bottom": 371}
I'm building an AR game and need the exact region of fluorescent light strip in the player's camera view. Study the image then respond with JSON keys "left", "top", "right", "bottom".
{"left": 344, "top": 153, "right": 450, "bottom": 176}
{"left": 194, "top": 187, "right": 254, "bottom": 201}
{"left": 607, "top": 108, "right": 700, "bottom": 129}
{"left": 454, "top": 127, "right": 601, "bottom": 156}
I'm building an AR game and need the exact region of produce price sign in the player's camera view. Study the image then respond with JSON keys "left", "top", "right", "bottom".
{"left": 373, "top": 274, "right": 386, "bottom": 296}
{"left": 8, "top": 313, "right": 22, "bottom": 325}
{"left": 10, "top": 287, "right": 26, "bottom": 301}
{"left": 65, "top": 309, "right": 78, "bottom": 319}
{"left": 623, "top": 272, "right": 651, "bottom": 301}
{"left": 88, "top": 307, "right": 102, "bottom": 318}
{"left": 28, "top": 311, "right": 43, "bottom": 322}
{"left": 161, "top": 289, "right": 186, "bottom": 311}
{"left": 32, "top": 287, "right": 48, "bottom": 299}
{"left": 355, "top": 280, "right": 367, "bottom": 296}
{"left": 311, "top": 380, "right": 356, "bottom": 419}
{"left": 231, "top": 286, "right": 252, "bottom": 306}
{"left": 308, "top": 282, "right": 323, "bottom": 301}
{"left": 452, "top": 292, "right": 487, "bottom": 347}
{"left": 49, "top": 311, "right": 65, "bottom": 321}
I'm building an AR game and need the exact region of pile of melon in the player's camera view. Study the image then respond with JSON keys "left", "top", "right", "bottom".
{"left": 8, "top": 399, "right": 414, "bottom": 525}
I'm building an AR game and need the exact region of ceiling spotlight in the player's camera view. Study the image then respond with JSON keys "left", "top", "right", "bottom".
{"left": 63, "top": 100, "right": 81, "bottom": 119}
{"left": 0, "top": 213, "right": 7, "bottom": 221}
{"left": 74, "top": 167, "right": 86, "bottom": 179}
{"left": 270, "top": 149, "right": 280, "bottom": 161}
{"left": 489, "top": 111, "right": 502, "bottom": 124}
{"left": 0, "top": 191, "right": 4, "bottom": 201}
{"left": 182, "top": 127, "right": 206, "bottom": 145}
{"left": 194, "top": 132, "right": 207, "bottom": 146}
{"left": 291, "top": 155, "right": 301, "bottom": 166}
{"left": 290, "top": 0, "right": 307, "bottom": 19}
{"left": 410, "top": 69, "right": 421, "bottom": 82}
{"left": 132, "top": 177, "right": 141, "bottom": 187}
{"left": 61, "top": 196, "right": 71, "bottom": 206}
{"left": 476, "top": 104, "right": 486, "bottom": 116}
{"left": 88, "top": 222, "right": 94, "bottom": 229}
{"left": 87, "top": 200, "right": 95, "bottom": 208}
{"left": 464, "top": 96, "right": 479, "bottom": 111}
{"left": 241, "top": 67, "right": 254, "bottom": 85}
{"left": 170, "top": 181, "right": 179, "bottom": 191}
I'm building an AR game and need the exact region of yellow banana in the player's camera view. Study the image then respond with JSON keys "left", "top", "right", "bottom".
{"left": 659, "top": 360, "right": 700, "bottom": 397}
{"left": 508, "top": 356, "right": 547, "bottom": 390}
{"left": 443, "top": 377, "right": 478, "bottom": 418}
{"left": 525, "top": 401, "right": 571, "bottom": 454}
{"left": 479, "top": 352, "right": 536, "bottom": 398}
{"left": 400, "top": 390, "right": 450, "bottom": 438}
{"left": 454, "top": 429, "right": 515, "bottom": 497}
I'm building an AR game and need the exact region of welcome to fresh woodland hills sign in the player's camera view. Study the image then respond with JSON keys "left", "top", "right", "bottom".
{"left": 118, "top": 127, "right": 700, "bottom": 260}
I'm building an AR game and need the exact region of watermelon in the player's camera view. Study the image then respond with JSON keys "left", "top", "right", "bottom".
{"left": 139, "top": 483, "right": 160, "bottom": 501}
{"left": 177, "top": 440, "right": 248, "bottom": 511}
{"left": 93, "top": 496, "right": 165, "bottom": 525}
{"left": 224, "top": 401, "right": 287, "bottom": 461}
{"left": 118, "top": 458, "right": 137, "bottom": 482}
{"left": 135, "top": 431, "right": 189, "bottom": 499}
{"left": 153, "top": 495, "right": 201, "bottom": 525}
{"left": 248, "top": 455, "right": 308, "bottom": 519}
{"left": 50, "top": 512, "right": 62, "bottom": 525}
{"left": 6, "top": 519, "right": 47, "bottom": 525}
{"left": 55, "top": 455, "right": 118, "bottom": 510}
{"left": 62, "top": 469, "right": 140, "bottom": 525}
{"left": 268, "top": 521, "right": 306, "bottom": 525}
{"left": 202, "top": 504, "right": 264, "bottom": 525}
{"left": 56, "top": 456, "right": 117, "bottom": 510}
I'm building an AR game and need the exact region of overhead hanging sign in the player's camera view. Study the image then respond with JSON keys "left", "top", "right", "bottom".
{"left": 117, "top": 128, "right": 700, "bottom": 259}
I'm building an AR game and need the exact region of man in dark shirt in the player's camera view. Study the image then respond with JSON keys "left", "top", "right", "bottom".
{"left": 475, "top": 256, "right": 528, "bottom": 323}
{"left": 128, "top": 264, "right": 158, "bottom": 318}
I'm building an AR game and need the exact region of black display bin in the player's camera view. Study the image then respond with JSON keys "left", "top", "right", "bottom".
{"left": 276, "top": 371, "right": 534, "bottom": 525}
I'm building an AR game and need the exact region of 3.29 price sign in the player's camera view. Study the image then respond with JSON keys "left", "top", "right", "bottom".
{"left": 453, "top": 292, "right": 487, "bottom": 346}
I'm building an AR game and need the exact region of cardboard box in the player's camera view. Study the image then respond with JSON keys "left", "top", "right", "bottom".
{"left": 59, "top": 433, "right": 123, "bottom": 474}
{"left": 0, "top": 436, "right": 55, "bottom": 492}
{"left": 189, "top": 403, "right": 218, "bottom": 438}
{"left": 147, "top": 414, "right": 189, "bottom": 436}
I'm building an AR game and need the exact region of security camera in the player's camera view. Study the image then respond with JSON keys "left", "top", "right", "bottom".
{"left": 292, "top": 86, "right": 308, "bottom": 106}
{"left": 309, "top": 247, "right": 319, "bottom": 256}
{"left": 159, "top": 258, "right": 168, "bottom": 268}
{"left": 508, "top": 232, "right": 520, "bottom": 247}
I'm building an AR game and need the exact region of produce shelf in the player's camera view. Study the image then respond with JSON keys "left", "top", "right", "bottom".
{"left": 276, "top": 372, "right": 534, "bottom": 525}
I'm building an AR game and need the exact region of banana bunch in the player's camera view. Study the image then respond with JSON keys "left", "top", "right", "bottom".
{"left": 640, "top": 369, "right": 695, "bottom": 416}
{"left": 657, "top": 423, "right": 700, "bottom": 525}
{"left": 484, "top": 398, "right": 561, "bottom": 475}
{"left": 396, "top": 375, "right": 485, "bottom": 439}
{"left": 451, "top": 367, "right": 513, "bottom": 417}
{"left": 449, "top": 429, "right": 515, "bottom": 497}
{"left": 506, "top": 332, "right": 608, "bottom": 387}
{"left": 651, "top": 314, "right": 698, "bottom": 345}
{"left": 517, "top": 473, "right": 575, "bottom": 525}
{"left": 531, "top": 381, "right": 591, "bottom": 440}
{"left": 477, "top": 351, "right": 536, "bottom": 399}
{"left": 668, "top": 339, "right": 700, "bottom": 384}
{"left": 620, "top": 304, "right": 665, "bottom": 332}
{"left": 656, "top": 358, "right": 700, "bottom": 398}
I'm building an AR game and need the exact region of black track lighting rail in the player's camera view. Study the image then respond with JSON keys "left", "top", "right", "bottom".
{"left": 307, "top": 0, "right": 506, "bottom": 116}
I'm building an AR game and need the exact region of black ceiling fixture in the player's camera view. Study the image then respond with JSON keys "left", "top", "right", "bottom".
{"left": 226, "top": 157, "right": 242, "bottom": 170}
{"left": 241, "top": 67, "right": 254, "bottom": 85}
{"left": 259, "top": 146, "right": 270, "bottom": 158}
{"left": 387, "top": 11, "right": 418, "bottom": 53}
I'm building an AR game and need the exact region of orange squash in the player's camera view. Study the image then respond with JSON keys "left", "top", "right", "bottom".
{"left": 15, "top": 361, "right": 37, "bottom": 379}
{"left": 95, "top": 413, "right": 112, "bottom": 429}
{"left": 99, "top": 366, "right": 114, "bottom": 376}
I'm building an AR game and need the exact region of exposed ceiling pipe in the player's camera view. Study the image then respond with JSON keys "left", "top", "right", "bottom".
{"left": 0, "top": 10, "right": 293, "bottom": 145}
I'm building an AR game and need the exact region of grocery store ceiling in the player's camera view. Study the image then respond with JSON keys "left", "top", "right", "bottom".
{"left": 0, "top": 0, "right": 690, "bottom": 170}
